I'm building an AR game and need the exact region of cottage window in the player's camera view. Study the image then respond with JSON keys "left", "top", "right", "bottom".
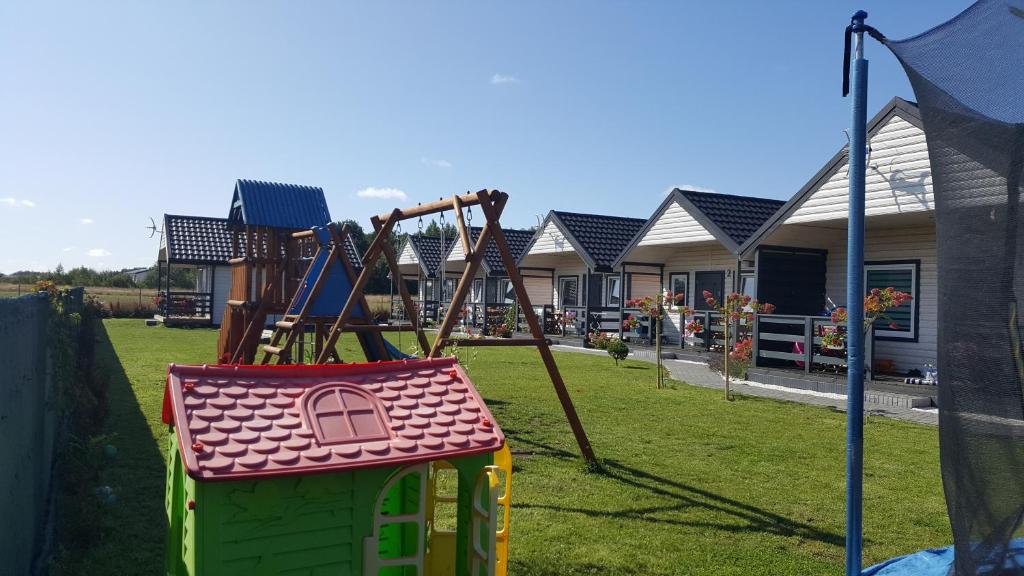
{"left": 442, "top": 278, "right": 456, "bottom": 302}
{"left": 498, "top": 279, "right": 515, "bottom": 303}
{"left": 605, "top": 276, "right": 621, "bottom": 307}
{"left": 864, "top": 261, "right": 919, "bottom": 340}
{"left": 471, "top": 279, "right": 483, "bottom": 303}
{"left": 558, "top": 276, "right": 579, "bottom": 307}
{"left": 668, "top": 273, "right": 688, "bottom": 308}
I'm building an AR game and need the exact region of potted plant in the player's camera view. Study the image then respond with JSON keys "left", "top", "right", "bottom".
{"left": 820, "top": 326, "right": 845, "bottom": 350}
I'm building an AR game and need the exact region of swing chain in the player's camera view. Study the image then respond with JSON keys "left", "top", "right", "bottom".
{"left": 467, "top": 204, "right": 473, "bottom": 225}
{"left": 417, "top": 215, "right": 423, "bottom": 233}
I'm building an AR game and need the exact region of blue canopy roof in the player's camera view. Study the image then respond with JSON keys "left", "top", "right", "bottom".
{"left": 227, "top": 179, "right": 332, "bottom": 229}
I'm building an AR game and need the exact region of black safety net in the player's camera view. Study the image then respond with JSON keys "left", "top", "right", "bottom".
{"left": 883, "top": 1, "right": 1024, "bottom": 573}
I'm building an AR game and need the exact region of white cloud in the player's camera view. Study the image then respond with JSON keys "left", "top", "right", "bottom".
{"left": 356, "top": 187, "right": 408, "bottom": 201}
{"left": 665, "top": 184, "right": 719, "bottom": 195}
{"left": 80, "top": 217, "right": 94, "bottom": 224}
{"left": 87, "top": 248, "right": 111, "bottom": 257}
{"left": 63, "top": 246, "right": 76, "bottom": 252}
{"left": 420, "top": 157, "right": 453, "bottom": 169}
{"left": 1, "top": 197, "right": 35, "bottom": 208}
{"left": 490, "top": 73, "right": 519, "bottom": 85}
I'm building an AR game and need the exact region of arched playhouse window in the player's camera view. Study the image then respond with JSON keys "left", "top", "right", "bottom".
{"left": 302, "top": 384, "right": 389, "bottom": 445}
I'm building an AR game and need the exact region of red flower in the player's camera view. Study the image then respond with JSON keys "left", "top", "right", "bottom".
{"left": 831, "top": 307, "right": 848, "bottom": 324}
{"left": 889, "top": 321, "right": 900, "bottom": 330}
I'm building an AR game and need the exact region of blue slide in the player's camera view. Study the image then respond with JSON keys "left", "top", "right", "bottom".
{"left": 288, "top": 226, "right": 413, "bottom": 361}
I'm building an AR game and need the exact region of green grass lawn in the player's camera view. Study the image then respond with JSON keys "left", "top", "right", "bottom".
{"left": 60, "top": 319, "right": 950, "bottom": 575}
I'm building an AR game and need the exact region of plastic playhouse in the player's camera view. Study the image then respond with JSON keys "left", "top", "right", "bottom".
{"left": 163, "top": 357, "right": 511, "bottom": 575}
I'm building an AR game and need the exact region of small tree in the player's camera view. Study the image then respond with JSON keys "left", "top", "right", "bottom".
{"left": 700, "top": 291, "right": 774, "bottom": 401}
{"left": 606, "top": 338, "right": 629, "bottom": 366}
{"left": 622, "top": 291, "right": 681, "bottom": 389}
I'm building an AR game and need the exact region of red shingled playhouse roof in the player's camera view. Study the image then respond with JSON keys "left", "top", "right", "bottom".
{"left": 162, "top": 357, "right": 505, "bottom": 481}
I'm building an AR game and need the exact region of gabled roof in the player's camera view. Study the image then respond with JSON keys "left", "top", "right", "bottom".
{"left": 448, "top": 227, "right": 536, "bottom": 275}
{"left": 161, "top": 357, "right": 504, "bottom": 481}
{"left": 737, "top": 97, "right": 922, "bottom": 255}
{"left": 228, "top": 179, "right": 332, "bottom": 230}
{"left": 520, "top": 211, "right": 647, "bottom": 272}
{"left": 163, "top": 214, "right": 233, "bottom": 265}
{"left": 403, "top": 235, "right": 448, "bottom": 277}
{"left": 613, "top": 190, "right": 784, "bottom": 264}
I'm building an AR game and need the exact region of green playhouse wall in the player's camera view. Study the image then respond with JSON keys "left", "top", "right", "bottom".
{"left": 165, "top": 432, "right": 494, "bottom": 576}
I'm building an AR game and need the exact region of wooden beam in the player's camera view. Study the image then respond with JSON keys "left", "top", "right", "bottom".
{"left": 374, "top": 218, "right": 432, "bottom": 356}
{"left": 475, "top": 190, "right": 597, "bottom": 464}
{"left": 374, "top": 190, "right": 498, "bottom": 222}
{"left": 452, "top": 194, "right": 473, "bottom": 258}
{"left": 332, "top": 224, "right": 385, "bottom": 362}
{"left": 316, "top": 212, "right": 401, "bottom": 363}
{"left": 427, "top": 193, "right": 506, "bottom": 357}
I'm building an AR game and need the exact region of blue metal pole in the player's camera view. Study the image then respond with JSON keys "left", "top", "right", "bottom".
{"left": 845, "top": 10, "right": 869, "bottom": 576}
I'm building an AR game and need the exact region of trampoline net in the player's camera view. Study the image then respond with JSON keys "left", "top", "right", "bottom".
{"left": 884, "top": 1, "right": 1024, "bottom": 573}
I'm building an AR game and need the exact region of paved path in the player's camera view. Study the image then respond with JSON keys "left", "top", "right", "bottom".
{"left": 550, "top": 345, "right": 937, "bottom": 426}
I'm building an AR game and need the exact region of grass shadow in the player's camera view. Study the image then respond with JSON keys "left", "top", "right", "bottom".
{"left": 508, "top": 434, "right": 845, "bottom": 548}
{"left": 53, "top": 321, "right": 169, "bottom": 575}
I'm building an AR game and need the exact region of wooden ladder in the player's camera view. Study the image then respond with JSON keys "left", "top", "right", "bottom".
{"left": 260, "top": 224, "right": 386, "bottom": 364}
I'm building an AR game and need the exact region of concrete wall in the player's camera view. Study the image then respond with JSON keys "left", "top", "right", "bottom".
{"left": 0, "top": 290, "right": 84, "bottom": 575}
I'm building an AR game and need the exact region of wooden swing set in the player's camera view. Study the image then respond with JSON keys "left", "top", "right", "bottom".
{"left": 260, "top": 188, "right": 596, "bottom": 463}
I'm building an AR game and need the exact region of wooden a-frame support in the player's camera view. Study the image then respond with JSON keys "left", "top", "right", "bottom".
{"left": 260, "top": 223, "right": 387, "bottom": 365}
{"left": 316, "top": 189, "right": 597, "bottom": 463}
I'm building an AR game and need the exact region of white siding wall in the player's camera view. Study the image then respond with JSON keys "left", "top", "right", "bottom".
{"left": 761, "top": 222, "right": 936, "bottom": 372}
{"left": 823, "top": 225, "right": 937, "bottom": 372}
{"left": 528, "top": 221, "right": 574, "bottom": 254}
{"left": 211, "top": 265, "right": 232, "bottom": 326}
{"left": 658, "top": 245, "right": 737, "bottom": 342}
{"left": 637, "top": 200, "right": 715, "bottom": 246}
{"left": 787, "top": 114, "right": 933, "bottom": 224}
{"left": 397, "top": 242, "right": 419, "bottom": 266}
{"left": 447, "top": 239, "right": 467, "bottom": 263}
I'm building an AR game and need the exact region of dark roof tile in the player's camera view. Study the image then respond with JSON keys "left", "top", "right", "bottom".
{"left": 679, "top": 190, "right": 785, "bottom": 245}
{"left": 552, "top": 211, "right": 647, "bottom": 270}
{"left": 164, "top": 215, "right": 232, "bottom": 264}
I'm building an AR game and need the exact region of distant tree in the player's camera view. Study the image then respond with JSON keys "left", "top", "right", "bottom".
{"left": 422, "top": 219, "right": 458, "bottom": 239}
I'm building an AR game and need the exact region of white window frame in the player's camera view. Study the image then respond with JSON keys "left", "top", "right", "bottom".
{"left": 668, "top": 272, "right": 689, "bottom": 309}
{"left": 605, "top": 275, "right": 621, "bottom": 308}
{"left": 558, "top": 276, "right": 579, "bottom": 307}
{"left": 471, "top": 278, "right": 483, "bottom": 303}
{"left": 498, "top": 279, "right": 515, "bottom": 304}
{"left": 442, "top": 277, "right": 456, "bottom": 302}
{"left": 863, "top": 261, "right": 918, "bottom": 340}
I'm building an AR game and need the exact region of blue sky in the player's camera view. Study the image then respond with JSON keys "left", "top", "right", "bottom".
{"left": 0, "top": 1, "right": 968, "bottom": 273}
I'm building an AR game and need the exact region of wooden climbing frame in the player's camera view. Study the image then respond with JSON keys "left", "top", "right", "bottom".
{"left": 316, "top": 189, "right": 597, "bottom": 463}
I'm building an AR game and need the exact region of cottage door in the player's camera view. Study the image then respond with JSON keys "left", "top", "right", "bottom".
{"left": 693, "top": 271, "right": 725, "bottom": 311}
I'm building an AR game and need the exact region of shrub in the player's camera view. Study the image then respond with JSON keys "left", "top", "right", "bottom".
{"left": 491, "top": 323, "right": 512, "bottom": 338}
{"left": 606, "top": 338, "right": 629, "bottom": 366}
